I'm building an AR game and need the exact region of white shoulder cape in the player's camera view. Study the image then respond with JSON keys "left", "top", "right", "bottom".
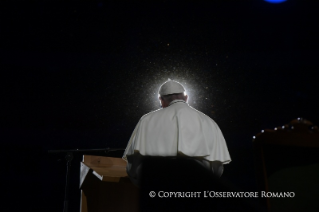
{"left": 123, "top": 100, "right": 231, "bottom": 164}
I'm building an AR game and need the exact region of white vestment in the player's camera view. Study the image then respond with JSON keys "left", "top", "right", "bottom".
{"left": 123, "top": 100, "right": 231, "bottom": 164}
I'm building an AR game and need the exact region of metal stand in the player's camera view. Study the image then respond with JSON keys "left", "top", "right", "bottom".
{"left": 48, "top": 148, "right": 124, "bottom": 212}
{"left": 63, "top": 152, "right": 73, "bottom": 212}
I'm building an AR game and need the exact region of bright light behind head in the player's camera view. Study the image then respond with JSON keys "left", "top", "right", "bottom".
{"left": 125, "top": 57, "right": 220, "bottom": 119}
{"left": 135, "top": 66, "right": 213, "bottom": 113}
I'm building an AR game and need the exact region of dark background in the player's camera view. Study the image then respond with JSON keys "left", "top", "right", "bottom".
{"left": 1, "top": 0, "right": 318, "bottom": 211}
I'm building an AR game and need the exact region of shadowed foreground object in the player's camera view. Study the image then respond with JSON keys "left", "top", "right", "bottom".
{"left": 79, "top": 155, "right": 263, "bottom": 211}
{"left": 253, "top": 118, "right": 319, "bottom": 212}
{"left": 140, "top": 157, "right": 263, "bottom": 212}
{"left": 80, "top": 155, "right": 139, "bottom": 212}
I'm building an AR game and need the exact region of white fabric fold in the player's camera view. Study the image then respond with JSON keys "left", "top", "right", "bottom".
{"left": 123, "top": 100, "right": 231, "bottom": 164}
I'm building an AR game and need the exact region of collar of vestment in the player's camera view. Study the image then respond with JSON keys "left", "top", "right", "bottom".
{"left": 168, "top": 99, "right": 187, "bottom": 106}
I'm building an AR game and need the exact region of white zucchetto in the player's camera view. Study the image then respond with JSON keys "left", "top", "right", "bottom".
{"left": 158, "top": 79, "right": 185, "bottom": 96}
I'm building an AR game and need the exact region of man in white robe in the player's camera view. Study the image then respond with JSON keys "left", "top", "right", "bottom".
{"left": 123, "top": 79, "right": 231, "bottom": 186}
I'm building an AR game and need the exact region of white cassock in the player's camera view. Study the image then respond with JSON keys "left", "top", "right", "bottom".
{"left": 122, "top": 99, "right": 231, "bottom": 184}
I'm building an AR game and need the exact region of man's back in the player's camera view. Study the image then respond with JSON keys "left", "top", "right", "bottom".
{"left": 123, "top": 99, "right": 231, "bottom": 164}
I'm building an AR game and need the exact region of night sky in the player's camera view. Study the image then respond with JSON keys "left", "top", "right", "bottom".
{"left": 1, "top": 0, "right": 319, "bottom": 211}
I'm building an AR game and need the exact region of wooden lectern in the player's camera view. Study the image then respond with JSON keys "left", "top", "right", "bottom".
{"left": 80, "top": 155, "right": 139, "bottom": 212}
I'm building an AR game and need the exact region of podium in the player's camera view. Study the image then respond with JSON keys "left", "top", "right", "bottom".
{"left": 80, "top": 155, "right": 139, "bottom": 212}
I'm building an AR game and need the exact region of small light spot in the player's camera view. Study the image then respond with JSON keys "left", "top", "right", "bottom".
{"left": 253, "top": 136, "right": 256, "bottom": 139}
{"left": 167, "top": 43, "right": 170, "bottom": 46}
{"left": 264, "top": 0, "right": 287, "bottom": 3}
{"left": 282, "top": 126, "right": 285, "bottom": 129}
{"left": 261, "top": 130, "right": 264, "bottom": 133}
{"left": 274, "top": 128, "right": 277, "bottom": 130}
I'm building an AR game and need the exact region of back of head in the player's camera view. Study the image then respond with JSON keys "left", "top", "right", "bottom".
{"left": 158, "top": 79, "right": 187, "bottom": 103}
{"left": 160, "top": 93, "right": 186, "bottom": 102}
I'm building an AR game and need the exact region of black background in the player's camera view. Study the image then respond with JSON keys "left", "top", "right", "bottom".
{"left": 1, "top": 0, "right": 318, "bottom": 211}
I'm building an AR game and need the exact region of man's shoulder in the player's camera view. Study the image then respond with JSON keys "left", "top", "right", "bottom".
{"left": 140, "top": 108, "right": 163, "bottom": 120}
{"left": 186, "top": 105, "right": 214, "bottom": 119}
{"left": 140, "top": 104, "right": 214, "bottom": 122}
{"left": 140, "top": 103, "right": 190, "bottom": 120}
{"left": 185, "top": 106, "right": 220, "bottom": 127}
